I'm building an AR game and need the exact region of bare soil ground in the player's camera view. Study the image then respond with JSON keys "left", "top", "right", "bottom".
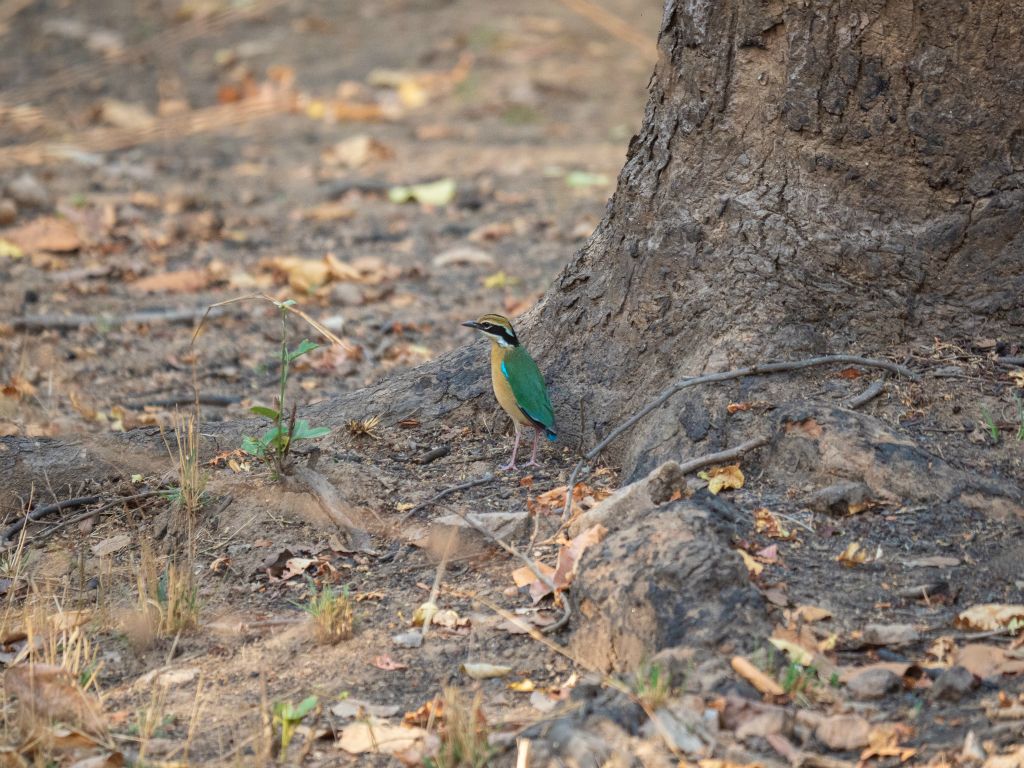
{"left": 1, "top": 1, "right": 1024, "bottom": 767}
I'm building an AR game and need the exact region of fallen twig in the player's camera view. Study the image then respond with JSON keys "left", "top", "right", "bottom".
{"left": 397, "top": 472, "right": 495, "bottom": 524}
{"left": 12, "top": 307, "right": 224, "bottom": 332}
{"left": 562, "top": 354, "right": 917, "bottom": 519}
{"left": 6, "top": 490, "right": 166, "bottom": 544}
{"left": 138, "top": 394, "right": 241, "bottom": 408}
{"left": 287, "top": 466, "right": 374, "bottom": 554}
{"left": 847, "top": 378, "right": 886, "bottom": 410}
{"left": 415, "top": 445, "right": 450, "bottom": 465}
{"left": 439, "top": 506, "right": 571, "bottom": 634}
{"left": 678, "top": 435, "right": 770, "bottom": 476}
{"left": 1, "top": 495, "right": 100, "bottom": 542}
{"left": 996, "top": 357, "right": 1024, "bottom": 367}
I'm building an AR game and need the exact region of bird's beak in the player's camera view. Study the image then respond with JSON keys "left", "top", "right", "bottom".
{"left": 461, "top": 321, "right": 481, "bottom": 330}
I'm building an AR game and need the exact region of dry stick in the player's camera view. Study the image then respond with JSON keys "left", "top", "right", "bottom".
{"left": 28, "top": 491, "right": 166, "bottom": 544}
{"left": 438, "top": 506, "right": 571, "bottom": 634}
{"left": 996, "top": 357, "right": 1024, "bottom": 367}
{"left": 396, "top": 472, "right": 496, "bottom": 525}
{"left": 288, "top": 466, "right": 374, "bottom": 553}
{"left": 0, "top": 495, "right": 100, "bottom": 542}
{"left": 677, "top": 435, "right": 771, "bottom": 475}
{"left": 847, "top": 378, "right": 887, "bottom": 410}
{"left": 420, "top": 534, "right": 454, "bottom": 641}
{"left": 562, "top": 354, "right": 918, "bottom": 520}
{"left": 13, "top": 307, "right": 225, "bottom": 332}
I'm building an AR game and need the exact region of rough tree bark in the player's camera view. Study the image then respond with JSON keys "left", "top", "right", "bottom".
{"left": 4, "top": 0, "right": 1023, "bottom": 498}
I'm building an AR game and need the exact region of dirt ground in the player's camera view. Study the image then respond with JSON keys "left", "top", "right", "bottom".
{"left": 2, "top": 0, "right": 1024, "bottom": 766}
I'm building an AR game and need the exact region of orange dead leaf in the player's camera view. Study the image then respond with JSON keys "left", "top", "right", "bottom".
{"left": 837, "top": 367, "right": 863, "bottom": 379}
{"left": 727, "top": 402, "right": 753, "bottom": 413}
{"left": 730, "top": 656, "right": 784, "bottom": 696}
{"left": 4, "top": 216, "right": 82, "bottom": 253}
{"left": 371, "top": 654, "right": 409, "bottom": 671}
{"left": 753, "top": 507, "right": 793, "bottom": 539}
{"left": 837, "top": 541, "right": 869, "bottom": 567}
{"left": 699, "top": 464, "right": 744, "bottom": 494}
{"left": 956, "top": 604, "right": 1024, "bottom": 632}
{"left": 737, "top": 549, "right": 764, "bottom": 576}
{"left": 130, "top": 268, "right": 212, "bottom": 294}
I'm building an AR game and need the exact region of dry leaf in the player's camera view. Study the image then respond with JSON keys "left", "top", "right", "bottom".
{"left": 1009, "top": 370, "right": 1024, "bottom": 388}
{"left": 337, "top": 718, "right": 429, "bottom": 755}
{"left": 431, "top": 246, "right": 494, "bottom": 268}
{"left": 5, "top": 664, "right": 106, "bottom": 734}
{"left": 461, "top": 662, "right": 512, "bottom": 679}
{"left": 371, "top": 654, "right": 409, "bottom": 671}
{"left": 98, "top": 99, "right": 156, "bottom": 130}
{"left": 788, "top": 604, "right": 833, "bottom": 623}
{"left": 324, "top": 135, "right": 393, "bottom": 168}
{"left": 753, "top": 508, "right": 793, "bottom": 539}
{"left": 769, "top": 637, "right": 815, "bottom": 667}
{"left": 131, "top": 268, "right": 215, "bottom": 294}
{"left": 730, "top": 656, "right": 784, "bottom": 696}
{"left": 837, "top": 541, "right": 869, "bottom": 566}
{"left": 699, "top": 464, "right": 745, "bottom": 494}
{"left": 861, "top": 722, "right": 917, "bottom": 763}
{"left": 737, "top": 549, "right": 763, "bottom": 576}
{"left": 956, "top": 604, "right": 1024, "bottom": 632}
{"left": 508, "top": 679, "right": 536, "bottom": 692}
{"left": 91, "top": 534, "right": 130, "bottom": 558}
{"left": 4, "top": 216, "right": 81, "bottom": 253}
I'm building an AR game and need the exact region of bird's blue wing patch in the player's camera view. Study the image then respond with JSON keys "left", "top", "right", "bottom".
{"left": 500, "top": 360, "right": 509, "bottom": 380}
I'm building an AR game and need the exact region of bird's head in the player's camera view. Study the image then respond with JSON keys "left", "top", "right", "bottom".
{"left": 462, "top": 314, "right": 520, "bottom": 348}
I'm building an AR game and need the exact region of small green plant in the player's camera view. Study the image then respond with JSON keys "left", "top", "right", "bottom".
{"left": 299, "top": 578, "right": 353, "bottom": 644}
{"left": 632, "top": 662, "right": 672, "bottom": 711}
{"left": 242, "top": 299, "right": 330, "bottom": 475}
{"left": 781, "top": 661, "right": 817, "bottom": 695}
{"left": 427, "top": 688, "right": 492, "bottom": 768}
{"left": 981, "top": 407, "right": 1000, "bottom": 442}
{"left": 272, "top": 695, "right": 318, "bottom": 758}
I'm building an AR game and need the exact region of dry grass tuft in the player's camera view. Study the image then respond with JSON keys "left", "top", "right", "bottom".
{"left": 301, "top": 580, "right": 354, "bottom": 644}
{"left": 428, "top": 687, "right": 492, "bottom": 768}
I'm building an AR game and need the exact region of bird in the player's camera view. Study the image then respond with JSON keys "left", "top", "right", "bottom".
{"left": 462, "top": 314, "right": 556, "bottom": 470}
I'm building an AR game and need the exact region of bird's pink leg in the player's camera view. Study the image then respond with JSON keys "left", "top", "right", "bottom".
{"left": 501, "top": 425, "right": 522, "bottom": 471}
{"left": 524, "top": 426, "right": 542, "bottom": 468}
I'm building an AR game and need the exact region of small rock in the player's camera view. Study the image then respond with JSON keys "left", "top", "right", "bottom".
{"left": 815, "top": 713, "right": 870, "bottom": 751}
{"left": 863, "top": 623, "right": 919, "bottom": 646}
{"left": 391, "top": 630, "right": 423, "bottom": 649}
{"left": 846, "top": 667, "right": 901, "bottom": 700}
{"left": 0, "top": 198, "right": 16, "bottom": 225}
{"left": 735, "top": 707, "right": 790, "bottom": 740}
{"left": 961, "top": 730, "right": 985, "bottom": 762}
{"left": 642, "top": 708, "right": 708, "bottom": 756}
{"left": 322, "top": 314, "right": 346, "bottom": 333}
{"left": 330, "top": 282, "right": 364, "bottom": 306}
{"left": 806, "top": 481, "right": 872, "bottom": 515}
{"left": 7, "top": 173, "right": 50, "bottom": 208}
{"left": 930, "top": 665, "right": 976, "bottom": 702}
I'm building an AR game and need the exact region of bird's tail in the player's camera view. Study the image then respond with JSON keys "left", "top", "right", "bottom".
{"left": 545, "top": 428, "right": 557, "bottom": 442}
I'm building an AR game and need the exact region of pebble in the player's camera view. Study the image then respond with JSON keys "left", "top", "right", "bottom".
{"left": 846, "top": 667, "right": 901, "bottom": 700}
{"left": 863, "top": 623, "right": 919, "bottom": 646}
{"left": 0, "top": 198, "right": 16, "bottom": 225}
{"left": 330, "top": 282, "right": 363, "bottom": 306}
{"left": 391, "top": 630, "right": 423, "bottom": 649}
{"left": 930, "top": 665, "right": 976, "bottom": 701}
{"left": 7, "top": 172, "right": 50, "bottom": 208}
{"left": 815, "top": 713, "right": 870, "bottom": 751}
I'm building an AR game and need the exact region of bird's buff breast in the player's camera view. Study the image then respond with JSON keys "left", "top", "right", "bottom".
{"left": 490, "top": 344, "right": 532, "bottom": 426}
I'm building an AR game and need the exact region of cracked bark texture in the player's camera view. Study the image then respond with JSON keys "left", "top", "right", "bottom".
{"left": 529, "top": 0, "right": 1024, "bottom": 478}
{"left": 3, "top": 0, "right": 1023, "bottom": 507}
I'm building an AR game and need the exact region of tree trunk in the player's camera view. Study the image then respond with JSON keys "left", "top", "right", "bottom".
{"left": 528, "top": 0, "right": 1024, "bottom": 478}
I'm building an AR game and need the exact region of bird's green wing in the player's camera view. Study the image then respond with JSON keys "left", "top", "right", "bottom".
{"left": 502, "top": 347, "right": 556, "bottom": 437}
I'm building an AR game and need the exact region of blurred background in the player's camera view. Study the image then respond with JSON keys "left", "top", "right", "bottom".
{"left": 0, "top": 0, "right": 658, "bottom": 438}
